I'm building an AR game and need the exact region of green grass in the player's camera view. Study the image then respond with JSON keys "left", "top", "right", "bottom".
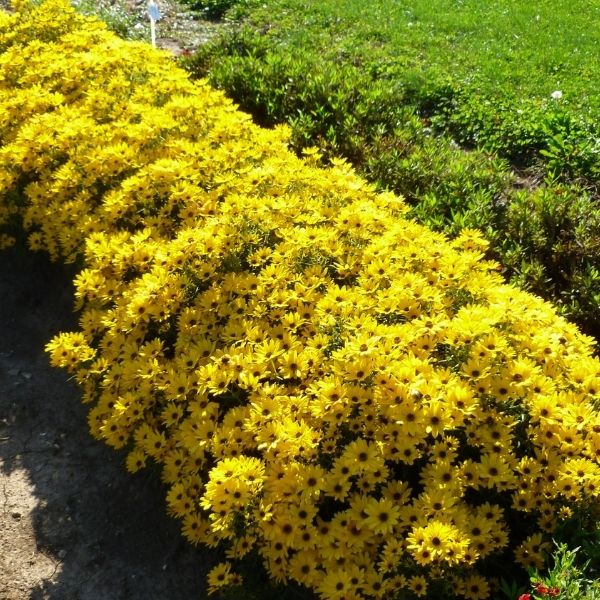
{"left": 222, "top": 0, "right": 600, "bottom": 168}
{"left": 252, "top": 0, "right": 600, "bottom": 107}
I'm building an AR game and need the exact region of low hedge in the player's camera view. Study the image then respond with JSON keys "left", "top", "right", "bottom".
{"left": 2, "top": 2, "right": 600, "bottom": 599}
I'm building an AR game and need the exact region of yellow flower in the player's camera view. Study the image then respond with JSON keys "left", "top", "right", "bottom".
{"left": 407, "top": 520, "right": 468, "bottom": 566}
{"left": 277, "top": 348, "right": 307, "bottom": 379}
{"left": 408, "top": 574, "right": 428, "bottom": 597}
{"left": 125, "top": 448, "right": 146, "bottom": 473}
{"left": 363, "top": 497, "right": 400, "bottom": 535}
{"left": 324, "top": 472, "right": 352, "bottom": 502}
{"left": 317, "top": 569, "right": 356, "bottom": 600}
{"left": 338, "top": 438, "right": 381, "bottom": 473}
{"left": 462, "top": 574, "right": 490, "bottom": 600}
{"left": 289, "top": 549, "right": 319, "bottom": 585}
{"left": 477, "top": 453, "right": 516, "bottom": 489}
{"left": 166, "top": 482, "right": 193, "bottom": 518}
{"left": 514, "top": 533, "right": 551, "bottom": 570}
{"left": 206, "top": 562, "right": 233, "bottom": 596}
{"left": 181, "top": 512, "right": 210, "bottom": 545}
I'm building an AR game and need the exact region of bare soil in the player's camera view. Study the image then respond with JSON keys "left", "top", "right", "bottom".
{"left": 0, "top": 248, "right": 215, "bottom": 600}
{"left": 124, "top": 0, "right": 229, "bottom": 55}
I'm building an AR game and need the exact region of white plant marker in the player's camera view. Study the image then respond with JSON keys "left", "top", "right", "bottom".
{"left": 147, "top": 0, "right": 161, "bottom": 48}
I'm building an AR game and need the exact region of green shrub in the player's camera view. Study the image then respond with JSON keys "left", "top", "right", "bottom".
{"left": 436, "top": 96, "right": 600, "bottom": 186}
{"left": 179, "top": 0, "right": 243, "bottom": 19}
{"left": 498, "top": 183, "right": 600, "bottom": 333}
{"left": 181, "top": 7, "right": 600, "bottom": 339}
{"left": 518, "top": 543, "right": 600, "bottom": 600}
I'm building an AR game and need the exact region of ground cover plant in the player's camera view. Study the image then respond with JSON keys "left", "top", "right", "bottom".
{"left": 182, "top": 0, "right": 600, "bottom": 338}
{"left": 2, "top": 1, "right": 600, "bottom": 599}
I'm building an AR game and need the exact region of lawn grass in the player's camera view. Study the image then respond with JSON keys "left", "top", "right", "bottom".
{"left": 245, "top": 0, "right": 600, "bottom": 112}
{"left": 218, "top": 0, "right": 600, "bottom": 169}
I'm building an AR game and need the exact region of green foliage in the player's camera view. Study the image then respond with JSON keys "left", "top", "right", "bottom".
{"left": 495, "top": 515, "right": 600, "bottom": 600}
{"left": 432, "top": 93, "right": 549, "bottom": 166}
{"left": 179, "top": 0, "right": 243, "bottom": 19}
{"left": 437, "top": 97, "right": 600, "bottom": 185}
{"left": 499, "top": 183, "right": 600, "bottom": 334}
{"left": 553, "top": 506, "right": 600, "bottom": 576}
{"left": 182, "top": 0, "right": 600, "bottom": 339}
{"left": 525, "top": 543, "right": 600, "bottom": 600}
{"left": 369, "top": 132, "right": 510, "bottom": 237}
{"left": 498, "top": 577, "right": 528, "bottom": 600}
{"left": 539, "top": 111, "right": 600, "bottom": 183}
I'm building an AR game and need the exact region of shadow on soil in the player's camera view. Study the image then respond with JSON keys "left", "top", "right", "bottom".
{"left": 0, "top": 247, "right": 214, "bottom": 600}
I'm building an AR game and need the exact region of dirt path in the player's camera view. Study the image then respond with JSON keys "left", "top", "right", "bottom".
{"left": 0, "top": 248, "right": 215, "bottom": 600}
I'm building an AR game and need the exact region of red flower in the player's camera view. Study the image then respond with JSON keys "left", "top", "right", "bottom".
{"left": 548, "top": 587, "right": 560, "bottom": 597}
{"left": 534, "top": 583, "right": 550, "bottom": 595}
{"left": 518, "top": 594, "right": 532, "bottom": 600}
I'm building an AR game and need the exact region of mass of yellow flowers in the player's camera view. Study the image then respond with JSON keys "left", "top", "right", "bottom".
{"left": 2, "top": 2, "right": 600, "bottom": 598}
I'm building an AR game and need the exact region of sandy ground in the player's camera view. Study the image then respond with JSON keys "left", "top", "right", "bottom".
{"left": 0, "top": 248, "right": 215, "bottom": 600}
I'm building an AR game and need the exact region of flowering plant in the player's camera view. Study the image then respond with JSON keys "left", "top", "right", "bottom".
{"left": 1, "top": 2, "right": 599, "bottom": 599}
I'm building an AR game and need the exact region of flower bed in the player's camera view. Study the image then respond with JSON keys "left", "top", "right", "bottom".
{"left": 1, "top": 2, "right": 599, "bottom": 598}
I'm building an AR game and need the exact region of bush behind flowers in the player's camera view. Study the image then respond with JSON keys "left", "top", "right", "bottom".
{"left": 1, "top": 2, "right": 600, "bottom": 598}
